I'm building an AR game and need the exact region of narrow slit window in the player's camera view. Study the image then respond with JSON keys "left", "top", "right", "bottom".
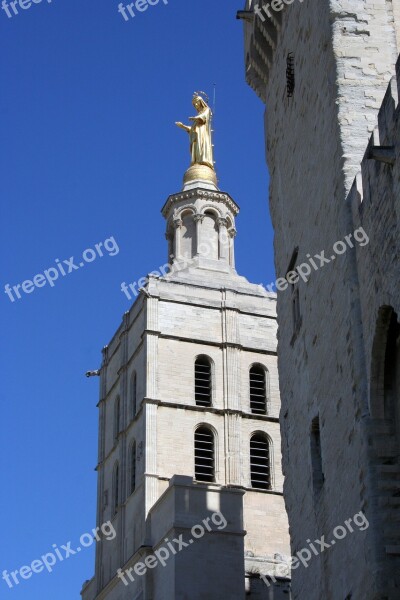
{"left": 130, "top": 372, "right": 137, "bottom": 419}
{"left": 287, "top": 247, "right": 301, "bottom": 334}
{"left": 114, "top": 396, "right": 120, "bottom": 441}
{"left": 194, "top": 426, "right": 215, "bottom": 482}
{"left": 311, "top": 417, "right": 324, "bottom": 493}
{"left": 113, "top": 463, "right": 119, "bottom": 514}
{"left": 250, "top": 433, "right": 271, "bottom": 490}
{"left": 250, "top": 365, "right": 267, "bottom": 414}
{"left": 195, "top": 357, "right": 212, "bottom": 406}
{"left": 130, "top": 442, "right": 136, "bottom": 495}
{"left": 286, "top": 52, "right": 295, "bottom": 97}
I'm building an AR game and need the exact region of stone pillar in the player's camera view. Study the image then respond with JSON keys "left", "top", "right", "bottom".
{"left": 145, "top": 401, "right": 158, "bottom": 516}
{"left": 173, "top": 217, "right": 182, "bottom": 260}
{"left": 193, "top": 213, "right": 204, "bottom": 256}
{"left": 217, "top": 217, "right": 230, "bottom": 261}
{"left": 228, "top": 227, "right": 237, "bottom": 268}
{"left": 144, "top": 296, "right": 159, "bottom": 516}
{"left": 227, "top": 413, "right": 241, "bottom": 485}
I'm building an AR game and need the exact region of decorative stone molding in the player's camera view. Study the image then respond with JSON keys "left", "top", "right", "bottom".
{"left": 173, "top": 217, "right": 182, "bottom": 229}
{"left": 217, "top": 217, "right": 229, "bottom": 229}
{"left": 161, "top": 188, "right": 239, "bottom": 217}
{"left": 193, "top": 213, "right": 205, "bottom": 223}
{"left": 198, "top": 203, "right": 223, "bottom": 218}
{"left": 173, "top": 204, "right": 196, "bottom": 219}
{"left": 228, "top": 227, "right": 237, "bottom": 238}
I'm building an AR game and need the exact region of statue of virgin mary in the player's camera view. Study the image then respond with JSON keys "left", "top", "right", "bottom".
{"left": 176, "top": 93, "right": 214, "bottom": 170}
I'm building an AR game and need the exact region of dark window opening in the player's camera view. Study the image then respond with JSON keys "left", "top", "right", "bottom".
{"left": 250, "top": 365, "right": 267, "bottom": 415}
{"left": 287, "top": 247, "right": 301, "bottom": 335}
{"left": 311, "top": 417, "right": 324, "bottom": 493}
{"left": 195, "top": 357, "right": 212, "bottom": 406}
{"left": 250, "top": 433, "right": 271, "bottom": 490}
{"left": 195, "top": 426, "right": 215, "bottom": 482}
{"left": 286, "top": 52, "right": 295, "bottom": 97}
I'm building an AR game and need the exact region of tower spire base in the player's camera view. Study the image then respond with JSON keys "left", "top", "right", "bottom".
{"left": 183, "top": 163, "right": 218, "bottom": 191}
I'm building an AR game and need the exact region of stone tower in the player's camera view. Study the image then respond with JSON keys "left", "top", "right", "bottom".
{"left": 240, "top": 0, "right": 400, "bottom": 598}
{"left": 81, "top": 128, "right": 290, "bottom": 599}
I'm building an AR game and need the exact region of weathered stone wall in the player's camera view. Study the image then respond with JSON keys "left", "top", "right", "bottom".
{"left": 241, "top": 0, "right": 400, "bottom": 598}
{"left": 349, "top": 61, "right": 400, "bottom": 594}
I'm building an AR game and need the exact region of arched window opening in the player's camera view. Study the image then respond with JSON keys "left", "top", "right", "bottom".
{"left": 181, "top": 212, "right": 196, "bottom": 260}
{"left": 194, "top": 426, "right": 215, "bottom": 482}
{"left": 383, "top": 311, "right": 400, "bottom": 423}
{"left": 202, "top": 213, "right": 219, "bottom": 260}
{"left": 250, "top": 433, "right": 271, "bottom": 490}
{"left": 370, "top": 307, "right": 400, "bottom": 422}
{"left": 195, "top": 356, "right": 212, "bottom": 406}
{"left": 250, "top": 365, "right": 267, "bottom": 414}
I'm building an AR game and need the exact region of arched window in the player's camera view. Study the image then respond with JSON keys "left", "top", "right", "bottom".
{"left": 194, "top": 426, "right": 215, "bottom": 482}
{"left": 130, "top": 372, "right": 137, "bottom": 419}
{"left": 113, "top": 462, "right": 119, "bottom": 515}
{"left": 370, "top": 307, "right": 400, "bottom": 420}
{"left": 130, "top": 441, "right": 136, "bottom": 495}
{"left": 202, "top": 212, "right": 219, "bottom": 260}
{"left": 195, "top": 356, "right": 212, "bottom": 406}
{"left": 181, "top": 211, "right": 196, "bottom": 259}
{"left": 250, "top": 433, "right": 271, "bottom": 490}
{"left": 250, "top": 365, "right": 267, "bottom": 414}
{"left": 114, "top": 396, "right": 120, "bottom": 441}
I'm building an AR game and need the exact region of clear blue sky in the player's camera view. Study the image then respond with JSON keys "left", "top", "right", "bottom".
{"left": 0, "top": 1, "right": 274, "bottom": 598}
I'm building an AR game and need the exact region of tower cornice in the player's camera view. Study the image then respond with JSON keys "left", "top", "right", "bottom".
{"left": 161, "top": 187, "right": 240, "bottom": 218}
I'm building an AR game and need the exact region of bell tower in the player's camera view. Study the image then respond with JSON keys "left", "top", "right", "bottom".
{"left": 81, "top": 93, "right": 291, "bottom": 600}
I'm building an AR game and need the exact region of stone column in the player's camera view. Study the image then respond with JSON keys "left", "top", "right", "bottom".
{"left": 173, "top": 217, "right": 182, "bottom": 260}
{"left": 193, "top": 213, "right": 204, "bottom": 256}
{"left": 228, "top": 227, "right": 237, "bottom": 268}
{"left": 144, "top": 296, "right": 159, "bottom": 516}
{"left": 145, "top": 401, "right": 158, "bottom": 516}
{"left": 217, "top": 217, "right": 230, "bottom": 261}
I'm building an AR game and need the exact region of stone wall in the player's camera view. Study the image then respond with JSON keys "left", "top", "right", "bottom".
{"left": 240, "top": 0, "right": 400, "bottom": 598}
{"left": 349, "top": 60, "right": 400, "bottom": 595}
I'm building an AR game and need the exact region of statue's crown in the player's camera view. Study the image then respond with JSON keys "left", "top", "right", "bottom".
{"left": 193, "top": 90, "right": 210, "bottom": 104}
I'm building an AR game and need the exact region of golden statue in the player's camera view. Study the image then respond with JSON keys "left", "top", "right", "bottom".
{"left": 176, "top": 92, "right": 214, "bottom": 171}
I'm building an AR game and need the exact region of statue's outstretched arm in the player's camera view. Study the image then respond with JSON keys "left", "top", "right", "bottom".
{"left": 175, "top": 121, "right": 191, "bottom": 133}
